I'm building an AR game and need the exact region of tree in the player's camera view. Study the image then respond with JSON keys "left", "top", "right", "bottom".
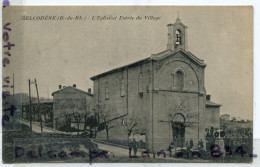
{"left": 72, "top": 102, "right": 90, "bottom": 135}
{"left": 221, "top": 124, "right": 227, "bottom": 132}
{"left": 231, "top": 117, "right": 237, "bottom": 122}
{"left": 98, "top": 105, "right": 116, "bottom": 139}
{"left": 32, "top": 105, "right": 38, "bottom": 121}
{"left": 86, "top": 115, "right": 99, "bottom": 138}
{"left": 63, "top": 112, "right": 72, "bottom": 133}
{"left": 40, "top": 104, "right": 53, "bottom": 122}
{"left": 72, "top": 110, "right": 83, "bottom": 135}
{"left": 122, "top": 113, "right": 139, "bottom": 146}
{"left": 86, "top": 105, "right": 102, "bottom": 138}
{"left": 83, "top": 101, "right": 92, "bottom": 131}
{"left": 46, "top": 106, "right": 53, "bottom": 122}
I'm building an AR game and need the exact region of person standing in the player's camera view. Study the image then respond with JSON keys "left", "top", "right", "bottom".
{"left": 199, "top": 139, "right": 204, "bottom": 150}
{"left": 190, "top": 139, "right": 194, "bottom": 149}
{"left": 133, "top": 139, "right": 138, "bottom": 156}
{"left": 186, "top": 140, "right": 191, "bottom": 157}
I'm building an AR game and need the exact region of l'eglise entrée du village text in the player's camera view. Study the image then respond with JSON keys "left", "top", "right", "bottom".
{"left": 21, "top": 15, "right": 161, "bottom": 21}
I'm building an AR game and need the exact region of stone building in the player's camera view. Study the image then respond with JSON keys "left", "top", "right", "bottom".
{"left": 90, "top": 17, "right": 221, "bottom": 152}
{"left": 89, "top": 17, "right": 221, "bottom": 151}
{"left": 220, "top": 114, "right": 231, "bottom": 121}
{"left": 52, "top": 85, "right": 93, "bottom": 130}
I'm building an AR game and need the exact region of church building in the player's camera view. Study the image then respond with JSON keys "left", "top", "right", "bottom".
{"left": 90, "top": 17, "right": 221, "bottom": 152}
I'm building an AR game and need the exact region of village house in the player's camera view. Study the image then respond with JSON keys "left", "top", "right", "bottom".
{"left": 52, "top": 85, "right": 93, "bottom": 130}
{"left": 220, "top": 114, "right": 231, "bottom": 121}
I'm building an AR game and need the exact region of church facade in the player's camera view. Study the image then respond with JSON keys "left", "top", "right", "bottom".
{"left": 90, "top": 17, "right": 221, "bottom": 152}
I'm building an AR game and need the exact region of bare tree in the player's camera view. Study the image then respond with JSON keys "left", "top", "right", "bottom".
{"left": 83, "top": 101, "right": 92, "bottom": 131}
{"left": 41, "top": 104, "right": 52, "bottom": 122}
{"left": 72, "top": 102, "right": 89, "bottom": 135}
{"left": 46, "top": 106, "right": 53, "bottom": 122}
{"left": 99, "top": 105, "right": 116, "bottom": 139}
{"left": 72, "top": 110, "right": 83, "bottom": 135}
{"left": 87, "top": 105, "right": 102, "bottom": 138}
{"left": 63, "top": 112, "right": 72, "bottom": 133}
{"left": 122, "top": 113, "right": 139, "bottom": 146}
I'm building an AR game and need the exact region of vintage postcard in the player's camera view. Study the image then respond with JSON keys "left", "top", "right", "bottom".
{"left": 2, "top": 6, "right": 254, "bottom": 164}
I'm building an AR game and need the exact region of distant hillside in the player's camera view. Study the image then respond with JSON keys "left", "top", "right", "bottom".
{"left": 4, "top": 93, "right": 53, "bottom": 105}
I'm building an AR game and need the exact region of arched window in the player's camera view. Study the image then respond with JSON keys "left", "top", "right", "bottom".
{"left": 105, "top": 82, "right": 109, "bottom": 100}
{"left": 138, "top": 72, "right": 143, "bottom": 94}
{"left": 176, "top": 30, "right": 181, "bottom": 45}
{"left": 175, "top": 70, "right": 184, "bottom": 90}
{"left": 120, "top": 77, "right": 125, "bottom": 97}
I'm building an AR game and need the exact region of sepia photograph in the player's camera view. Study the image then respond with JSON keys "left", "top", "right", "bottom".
{"left": 2, "top": 6, "right": 253, "bottom": 164}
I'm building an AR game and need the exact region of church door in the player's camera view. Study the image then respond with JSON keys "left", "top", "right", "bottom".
{"left": 171, "top": 114, "right": 185, "bottom": 147}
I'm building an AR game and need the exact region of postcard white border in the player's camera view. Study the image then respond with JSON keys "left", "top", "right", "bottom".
{"left": 0, "top": 0, "right": 259, "bottom": 167}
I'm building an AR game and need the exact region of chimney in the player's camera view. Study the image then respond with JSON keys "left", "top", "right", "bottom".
{"left": 88, "top": 88, "right": 91, "bottom": 94}
{"left": 206, "top": 95, "right": 211, "bottom": 101}
{"left": 59, "top": 85, "right": 62, "bottom": 89}
{"left": 73, "top": 84, "right": 76, "bottom": 88}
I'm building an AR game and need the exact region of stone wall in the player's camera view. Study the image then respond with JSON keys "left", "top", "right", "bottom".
{"left": 93, "top": 61, "right": 152, "bottom": 142}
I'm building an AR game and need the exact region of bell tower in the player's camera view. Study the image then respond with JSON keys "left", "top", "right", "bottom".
{"left": 167, "top": 17, "right": 188, "bottom": 51}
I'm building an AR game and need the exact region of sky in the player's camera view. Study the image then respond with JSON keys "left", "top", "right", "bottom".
{"left": 3, "top": 6, "right": 253, "bottom": 120}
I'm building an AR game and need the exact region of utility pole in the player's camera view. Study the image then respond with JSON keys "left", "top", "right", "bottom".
{"left": 29, "top": 79, "right": 32, "bottom": 132}
{"left": 12, "top": 73, "right": 15, "bottom": 117}
{"left": 12, "top": 73, "right": 14, "bottom": 101}
{"left": 47, "top": 85, "right": 49, "bottom": 99}
{"left": 35, "top": 78, "right": 42, "bottom": 133}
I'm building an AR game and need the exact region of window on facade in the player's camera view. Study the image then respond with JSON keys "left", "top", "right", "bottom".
{"left": 120, "top": 77, "right": 125, "bottom": 97}
{"left": 176, "top": 30, "right": 181, "bottom": 45}
{"left": 105, "top": 82, "right": 109, "bottom": 100}
{"left": 138, "top": 72, "right": 144, "bottom": 94}
{"left": 171, "top": 73, "right": 175, "bottom": 88}
{"left": 175, "top": 70, "right": 184, "bottom": 90}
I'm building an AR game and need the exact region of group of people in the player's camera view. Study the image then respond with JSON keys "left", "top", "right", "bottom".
{"left": 185, "top": 139, "right": 204, "bottom": 150}
{"left": 131, "top": 138, "right": 205, "bottom": 157}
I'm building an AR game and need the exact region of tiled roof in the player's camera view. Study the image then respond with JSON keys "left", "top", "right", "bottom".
{"left": 151, "top": 48, "right": 206, "bottom": 67}
{"left": 90, "top": 48, "right": 206, "bottom": 80}
{"left": 51, "top": 86, "right": 93, "bottom": 96}
{"left": 205, "top": 100, "right": 221, "bottom": 107}
{"left": 90, "top": 57, "right": 151, "bottom": 80}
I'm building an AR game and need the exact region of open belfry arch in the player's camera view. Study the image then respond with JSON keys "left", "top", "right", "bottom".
{"left": 167, "top": 16, "right": 188, "bottom": 51}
